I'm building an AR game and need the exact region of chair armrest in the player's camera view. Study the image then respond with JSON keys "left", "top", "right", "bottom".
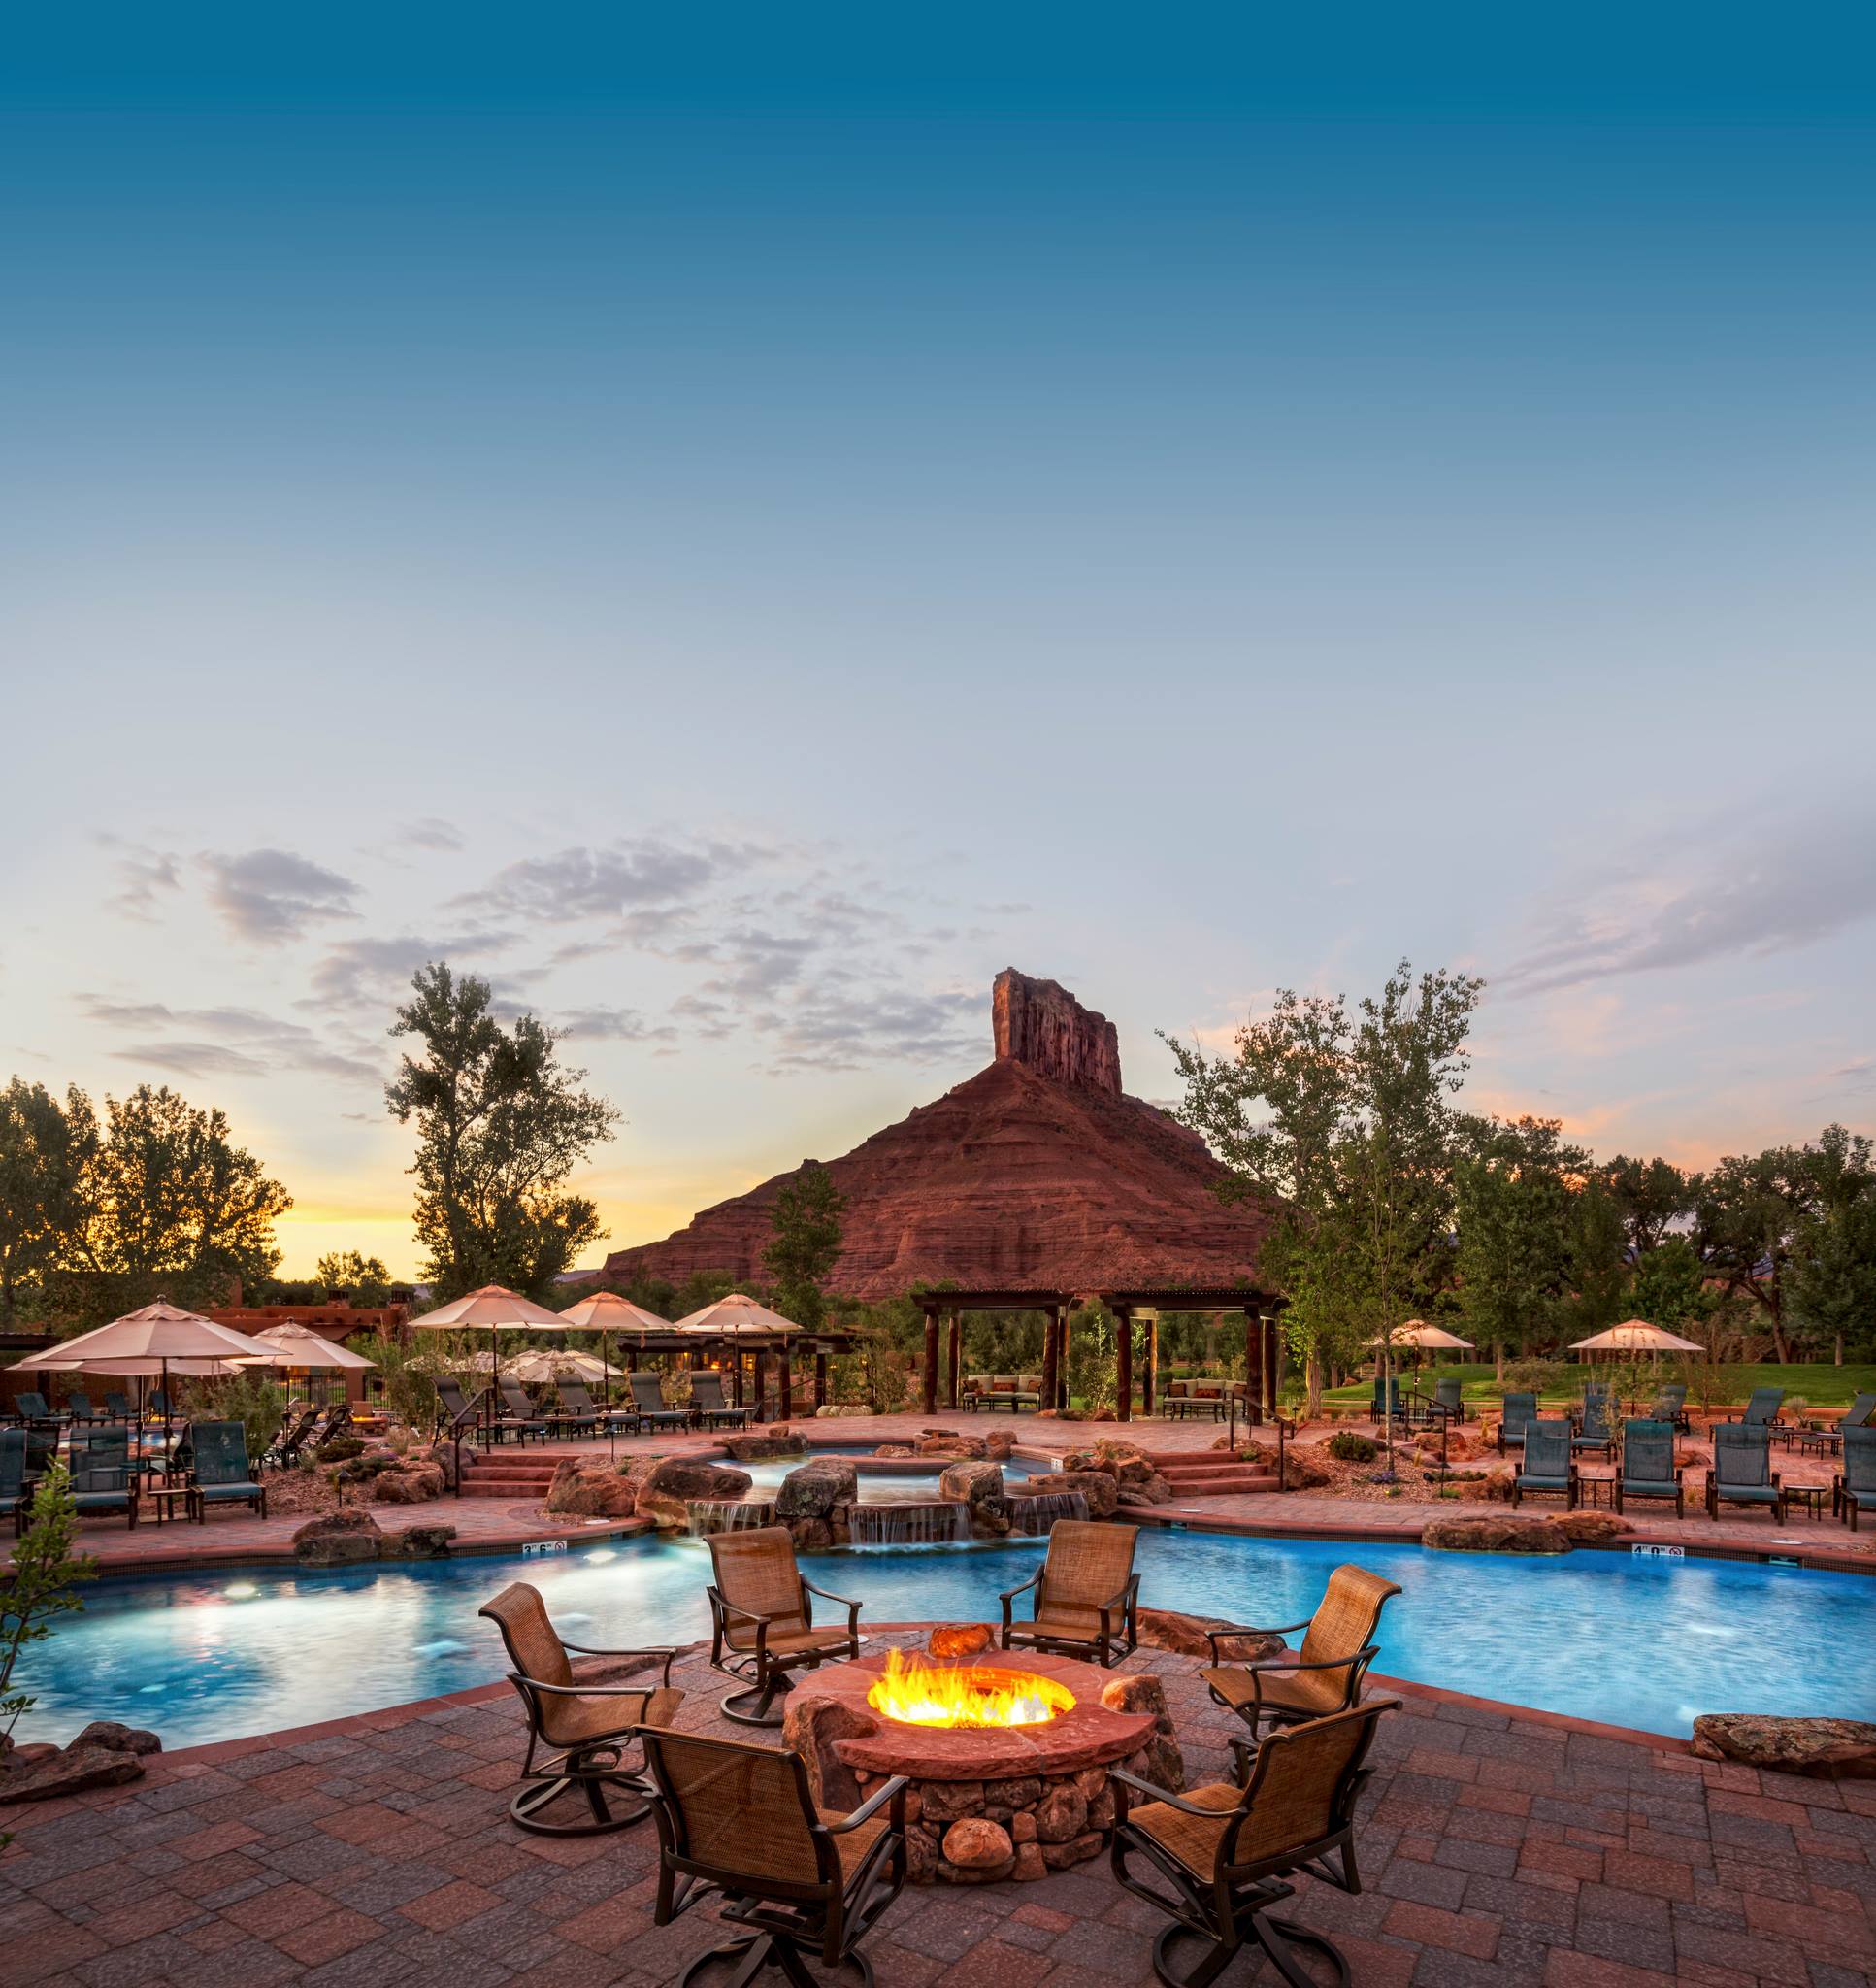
{"left": 825, "top": 1775, "right": 909, "bottom": 1832}
{"left": 999, "top": 1567, "right": 1043, "bottom": 1606}
{"left": 1109, "top": 1767, "right": 1234, "bottom": 1818}
{"left": 800, "top": 1579, "right": 862, "bottom": 1633}
{"left": 1206, "top": 1617, "right": 1308, "bottom": 1656}
{"left": 563, "top": 1642, "right": 678, "bottom": 1685}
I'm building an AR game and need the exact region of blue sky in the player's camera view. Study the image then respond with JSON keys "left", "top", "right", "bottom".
{"left": 3, "top": 5, "right": 1872, "bottom": 1276}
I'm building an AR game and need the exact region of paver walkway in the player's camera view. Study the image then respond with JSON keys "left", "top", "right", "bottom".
{"left": 5, "top": 1630, "right": 1872, "bottom": 1988}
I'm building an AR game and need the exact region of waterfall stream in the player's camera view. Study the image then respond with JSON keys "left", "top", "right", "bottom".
{"left": 1008, "top": 1489, "right": 1089, "bottom": 1534}
{"left": 685, "top": 1498, "right": 777, "bottom": 1537}
{"left": 846, "top": 1500, "right": 970, "bottom": 1545}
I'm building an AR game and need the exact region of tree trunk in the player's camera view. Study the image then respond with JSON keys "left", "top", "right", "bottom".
{"left": 1494, "top": 1341, "right": 1505, "bottom": 1383}
{"left": 1305, "top": 1350, "right": 1323, "bottom": 1419}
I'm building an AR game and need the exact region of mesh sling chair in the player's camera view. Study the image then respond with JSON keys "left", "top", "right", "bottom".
{"left": 631, "top": 1371, "right": 692, "bottom": 1432}
{"left": 190, "top": 1420, "right": 266, "bottom": 1520}
{"left": 1496, "top": 1392, "right": 1536, "bottom": 1454}
{"left": 478, "top": 1581, "right": 681, "bottom": 1834}
{"left": 708, "top": 1527, "right": 863, "bottom": 1725}
{"left": 1110, "top": 1696, "right": 1399, "bottom": 1988}
{"left": 1432, "top": 1377, "right": 1467, "bottom": 1423}
{"left": 639, "top": 1726, "right": 908, "bottom": 1988}
{"left": 1000, "top": 1518, "right": 1141, "bottom": 1669}
{"left": 1615, "top": 1419, "right": 1684, "bottom": 1517}
{"left": 496, "top": 1380, "right": 549, "bottom": 1445}
{"left": 1199, "top": 1564, "right": 1400, "bottom": 1752}
{"left": 1572, "top": 1393, "right": 1616, "bottom": 1461}
{"left": 1818, "top": 1392, "right": 1876, "bottom": 1457}
{"left": 1, "top": 1428, "right": 29, "bottom": 1537}
{"left": 1512, "top": 1419, "right": 1578, "bottom": 1508}
{"left": 1707, "top": 1423, "right": 1786, "bottom": 1524}
{"left": 435, "top": 1378, "right": 479, "bottom": 1440}
{"left": 692, "top": 1373, "right": 755, "bottom": 1429}
{"left": 1650, "top": 1381, "right": 1691, "bottom": 1432}
{"left": 1727, "top": 1387, "right": 1786, "bottom": 1428}
{"left": 70, "top": 1425, "right": 138, "bottom": 1528}
{"left": 547, "top": 1381, "right": 601, "bottom": 1439}
{"left": 1836, "top": 1426, "right": 1876, "bottom": 1530}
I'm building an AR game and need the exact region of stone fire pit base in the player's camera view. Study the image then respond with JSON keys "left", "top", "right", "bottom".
{"left": 783, "top": 1645, "right": 1185, "bottom": 1886}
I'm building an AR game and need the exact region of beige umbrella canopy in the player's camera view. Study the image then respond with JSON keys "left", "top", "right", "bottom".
{"left": 671, "top": 1293, "right": 800, "bottom": 1341}
{"left": 1366, "top": 1321, "right": 1476, "bottom": 1350}
{"left": 409, "top": 1285, "right": 576, "bottom": 1443}
{"left": 558, "top": 1292, "right": 671, "bottom": 1336}
{"left": 45, "top": 1302, "right": 267, "bottom": 1441}
{"left": 241, "top": 1323, "right": 379, "bottom": 1370}
{"left": 501, "top": 1348, "right": 609, "bottom": 1385}
{"left": 1569, "top": 1319, "right": 1704, "bottom": 1356}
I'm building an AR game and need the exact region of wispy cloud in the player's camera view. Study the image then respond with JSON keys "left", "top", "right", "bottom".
{"left": 201, "top": 847, "right": 361, "bottom": 944}
{"left": 304, "top": 931, "right": 517, "bottom": 1014}
{"left": 81, "top": 996, "right": 384, "bottom": 1084}
{"left": 399, "top": 818, "right": 465, "bottom": 853}
{"left": 1499, "top": 806, "right": 1876, "bottom": 998}
{"left": 555, "top": 1006, "right": 680, "bottom": 1044}
{"left": 454, "top": 840, "right": 737, "bottom": 924}
{"left": 100, "top": 839, "right": 182, "bottom": 922}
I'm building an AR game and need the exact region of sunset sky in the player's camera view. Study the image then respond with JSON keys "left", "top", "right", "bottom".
{"left": 4, "top": 8, "right": 1872, "bottom": 1277}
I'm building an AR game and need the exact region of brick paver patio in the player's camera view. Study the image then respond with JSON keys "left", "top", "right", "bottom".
{"left": 5, "top": 1627, "right": 1872, "bottom": 1988}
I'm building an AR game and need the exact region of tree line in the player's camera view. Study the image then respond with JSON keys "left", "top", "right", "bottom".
{"left": 1166, "top": 960, "right": 1876, "bottom": 1412}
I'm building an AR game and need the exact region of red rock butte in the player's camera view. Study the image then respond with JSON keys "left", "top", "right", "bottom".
{"left": 602, "top": 969, "right": 1277, "bottom": 1301}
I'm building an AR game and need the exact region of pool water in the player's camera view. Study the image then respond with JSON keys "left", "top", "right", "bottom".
{"left": 732, "top": 1446, "right": 1047, "bottom": 1502}
{"left": 24, "top": 1530, "right": 1874, "bottom": 1750}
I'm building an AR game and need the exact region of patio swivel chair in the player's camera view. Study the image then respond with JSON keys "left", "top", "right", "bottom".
{"left": 630, "top": 1372, "right": 691, "bottom": 1434}
{"left": 189, "top": 1420, "right": 266, "bottom": 1521}
{"left": 69, "top": 1425, "right": 138, "bottom": 1529}
{"left": 1512, "top": 1420, "right": 1578, "bottom": 1509}
{"left": 1, "top": 1429, "right": 30, "bottom": 1537}
{"left": 691, "top": 1372, "right": 755, "bottom": 1430}
{"left": 638, "top": 1726, "right": 908, "bottom": 1988}
{"left": 1572, "top": 1393, "right": 1616, "bottom": 1462}
{"left": 1198, "top": 1563, "right": 1400, "bottom": 1755}
{"left": 496, "top": 1381, "right": 549, "bottom": 1446}
{"left": 1496, "top": 1392, "right": 1537, "bottom": 1455}
{"left": 707, "top": 1527, "right": 864, "bottom": 1726}
{"left": 1615, "top": 1420, "right": 1685, "bottom": 1518}
{"left": 1833, "top": 1426, "right": 1876, "bottom": 1531}
{"left": 1726, "top": 1387, "right": 1786, "bottom": 1429}
{"left": 1109, "top": 1697, "right": 1399, "bottom": 1988}
{"left": 1706, "top": 1423, "right": 1786, "bottom": 1525}
{"left": 1000, "top": 1518, "right": 1141, "bottom": 1670}
{"left": 478, "top": 1580, "right": 681, "bottom": 1834}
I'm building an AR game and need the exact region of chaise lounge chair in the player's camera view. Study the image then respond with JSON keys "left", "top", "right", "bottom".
{"left": 639, "top": 1725, "right": 909, "bottom": 1988}
{"left": 7, "top": 1391, "right": 60, "bottom": 1431}
{"left": 1812, "top": 1392, "right": 1875, "bottom": 1458}
{"left": 496, "top": 1380, "right": 549, "bottom": 1445}
{"left": 1000, "top": 1517, "right": 1141, "bottom": 1669}
{"left": 1726, "top": 1387, "right": 1785, "bottom": 1429}
{"left": 69, "top": 1425, "right": 138, "bottom": 1529}
{"left": 1496, "top": 1392, "right": 1537, "bottom": 1454}
{"left": 1198, "top": 1563, "right": 1400, "bottom": 1752}
{"left": 189, "top": 1420, "right": 266, "bottom": 1521}
{"left": 1572, "top": 1394, "right": 1616, "bottom": 1461}
{"left": 690, "top": 1372, "right": 754, "bottom": 1430}
{"left": 546, "top": 1381, "right": 600, "bottom": 1439}
{"left": 478, "top": 1580, "right": 681, "bottom": 1834}
{"left": 1, "top": 1429, "right": 31, "bottom": 1537}
{"left": 630, "top": 1372, "right": 691, "bottom": 1434}
{"left": 707, "top": 1527, "right": 863, "bottom": 1725}
{"left": 1512, "top": 1420, "right": 1577, "bottom": 1508}
{"left": 1706, "top": 1423, "right": 1786, "bottom": 1524}
{"left": 263, "top": 1407, "right": 321, "bottom": 1470}
{"left": 1834, "top": 1427, "right": 1876, "bottom": 1531}
{"left": 1647, "top": 1381, "right": 1691, "bottom": 1433}
{"left": 1109, "top": 1697, "right": 1399, "bottom": 1988}
{"left": 1614, "top": 1419, "right": 1684, "bottom": 1517}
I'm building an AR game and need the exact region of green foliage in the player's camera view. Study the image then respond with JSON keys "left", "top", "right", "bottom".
{"left": 0, "top": 1079, "right": 97, "bottom": 1328}
{"left": 1453, "top": 1114, "right": 1588, "bottom": 1361}
{"left": 1, "top": 1462, "right": 96, "bottom": 1740}
{"left": 180, "top": 1370, "right": 286, "bottom": 1459}
{"left": 348, "top": 1331, "right": 438, "bottom": 1430}
{"left": 1326, "top": 1431, "right": 1377, "bottom": 1462}
{"left": 316, "top": 1249, "right": 392, "bottom": 1306}
{"left": 1559, "top": 1178, "right": 1629, "bottom": 1342}
{"left": 1784, "top": 1134, "right": 1876, "bottom": 1360}
{"left": 1597, "top": 1155, "right": 1695, "bottom": 1256}
{"left": 315, "top": 1435, "right": 365, "bottom": 1463}
{"left": 1067, "top": 1304, "right": 1118, "bottom": 1417}
{"left": 1627, "top": 1236, "right": 1717, "bottom": 1337}
{"left": 1501, "top": 1358, "right": 1576, "bottom": 1397}
{"left": 386, "top": 963, "right": 620, "bottom": 1302}
{"left": 763, "top": 1164, "right": 847, "bottom": 1333}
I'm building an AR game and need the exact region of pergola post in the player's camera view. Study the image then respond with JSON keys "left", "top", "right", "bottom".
{"left": 1058, "top": 1310, "right": 1072, "bottom": 1411}
{"left": 753, "top": 1348, "right": 770, "bottom": 1424}
{"left": 1114, "top": 1306, "right": 1133, "bottom": 1422}
{"left": 814, "top": 1347, "right": 828, "bottom": 1410}
{"left": 1039, "top": 1306, "right": 1059, "bottom": 1414}
{"left": 1263, "top": 1315, "right": 1281, "bottom": 1416}
{"left": 1142, "top": 1313, "right": 1158, "bottom": 1416}
{"left": 1243, "top": 1312, "right": 1262, "bottom": 1425}
{"left": 946, "top": 1310, "right": 962, "bottom": 1409}
{"left": 777, "top": 1345, "right": 793, "bottom": 1421}
{"left": 922, "top": 1306, "right": 940, "bottom": 1416}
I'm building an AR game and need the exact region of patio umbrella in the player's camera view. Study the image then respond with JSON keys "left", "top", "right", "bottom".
{"left": 1568, "top": 1320, "right": 1704, "bottom": 1356}
{"left": 559, "top": 1293, "right": 676, "bottom": 1455}
{"left": 1365, "top": 1321, "right": 1476, "bottom": 1350}
{"left": 239, "top": 1322, "right": 378, "bottom": 1408}
{"left": 48, "top": 1302, "right": 269, "bottom": 1454}
{"left": 409, "top": 1284, "right": 572, "bottom": 1445}
{"left": 672, "top": 1294, "right": 801, "bottom": 1418}
{"left": 504, "top": 1348, "right": 609, "bottom": 1385}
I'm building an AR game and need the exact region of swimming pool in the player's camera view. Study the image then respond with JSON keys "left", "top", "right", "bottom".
{"left": 24, "top": 1529, "right": 1873, "bottom": 1751}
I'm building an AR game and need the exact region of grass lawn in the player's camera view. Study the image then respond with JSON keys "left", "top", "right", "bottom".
{"left": 1320, "top": 1361, "right": 1876, "bottom": 1408}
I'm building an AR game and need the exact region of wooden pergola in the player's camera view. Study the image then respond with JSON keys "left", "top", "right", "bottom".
{"left": 913, "top": 1286, "right": 1284, "bottom": 1422}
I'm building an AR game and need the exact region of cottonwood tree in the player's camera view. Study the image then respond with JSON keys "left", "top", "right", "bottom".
{"left": 314, "top": 1249, "right": 392, "bottom": 1307}
{"left": 1598, "top": 1154, "right": 1695, "bottom": 1256}
{"left": 386, "top": 963, "right": 619, "bottom": 1303}
{"left": 1453, "top": 1114, "right": 1588, "bottom": 1377}
{"left": 763, "top": 1163, "right": 848, "bottom": 1333}
{"left": 0, "top": 1080, "right": 97, "bottom": 1327}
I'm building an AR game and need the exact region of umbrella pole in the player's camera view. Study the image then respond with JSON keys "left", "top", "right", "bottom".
{"left": 603, "top": 1331, "right": 613, "bottom": 1459}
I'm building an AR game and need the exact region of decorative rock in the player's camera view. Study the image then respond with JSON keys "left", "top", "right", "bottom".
{"left": 1033, "top": 1783, "right": 1087, "bottom": 1843}
{"left": 389, "top": 1523, "right": 456, "bottom": 1558}
{"left": 292, "top": 1508, "right": 383, "bottom": 1565}
{"left": 1279, "top": 1446, "right": 1334, "bottom": 1490}
{"left": 1690, "top": 1715, "right": 1876, "bottom": 1780}
{"left": 0, "top": 1740, "right": 147, "bottom": 1802}
{"left": 1041, "top": 1830, "right": 1104, "bottom": 1870}
{"left": 1135, "top": 1608, "right": 1284, "bottom": 1663}
{"left": 370, "top": 1462, "right": 445, "bottom": 1504}
{"left": 928, "top": 1623, "right": 993, "bottom": 1659}
{"left": 782, "top": 1696, "right": 876, "bottom": 1810}
{"left": 1551, "top": 1511, "right": 1631, "bottom": 1545}
{"left": 1421, "top": 1513, "right": 1572, "bottom": 1555}
{"left": 918, "top": 1778, "right": 985, "bottom": 1823}
{"left": 719, "top": 1429, "right": 807, "bottom": 1462}
{"left": 905, "top": 1824, "right": 940, "bottom": 1882}
{"left": 983, "top": 1774, "right": 1042, "bottom": 1811}
{"left": 873, "top": 1443, "right": 915, "bottom": 1458}
{"left": 1010, "top": 1811, "right": 1038, "bottom": 1845}
{"left": 1019, "top": 1470, "right": 1118, "bottom": 1519}
{"left": 635, "top": 1457, "right": 754, "bottom": 1531}
{"left": 1012, "top": 1842, "right": 1047, "bottom": 1881}
{"left": 71, "top": 1721, "right": 161, "bottom": 1756}
{"left": 545, "top": 1455, "right": 657, "bottom": 1518}
{"left": 775, "top": 1457, "right": 858, "bottom": 1520}
{"left": 1115, "top": 1474, "right": 1173, "bottom": 1506}
{"left": 984, "top": 1430, "right": 1014, "bottom": 1462}
{"left": 938, "top": 1460, "right": 1011, "bottom": 1538}
{"left": 941, "top": 1817, "right": 1015, "bottom": 1872}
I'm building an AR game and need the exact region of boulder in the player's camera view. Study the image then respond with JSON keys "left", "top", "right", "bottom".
{"left": 1012, "top": 1842, "right": 1047, "bottom": 1881}
{"left": 1552, "top": 1511, "right": 1631, "bottom": 1545}
{"left": 781, "top": 1695, "right": 875, "bottom": 1810}
{"left": 1279, "top": 1446, "right": 1334, "bottom": 1491}
{"left": 938, "top": 1460, "right": 1011, "bottom": 1538}
{"left": 1033, "top": 1782, "right": 1087, "bottom": 1843}
{"left": 1690, "top": 1715, "right": 1876, "bottom": 1780}
{"left": 872, "top": 1443, "right": 915, "bottom": 1458}
{"left": 929, "top": 1623, "right": 993, "bottom": 1659}
{"left": 905, "top": 1823, "right": 941, "bottom": 1882}
{"left": 1041, "top": 1831, "right": 1104, "bottom": 1870}
{"left": 941, "top": 1817, "right": 1015, "bottom": 1873}
{"left": 917, "top": 1429, "right": 986, "bottom": 1460}
{"left": 919, "top": 1779, "right": 985, "bottom": 1823}
{"left": 370, "top": 1462, "right": 445, "bottom": 1505}
{"left": 388, "top": 1523, "right": 456, "bottom": 1558}
{"left": 0, "top": 1740, "right": 148, "bottom": 1802}
{"left": 545, "top": 1455, "right": 658, "bottom": 1518}
{"left": 72, "top": 1721, "right": 161, "bottom": 1757}
{"left": 1134, "top": 1609, "right": 1285, "bottom": 1665}
{"left": 1421, "top": 1514, "right": 1571, "bottom": 1555}
{"left": 774, "top": 1457, "right": 857, "bottom": 1520}
{"left": 292, "top": 1508, "right": 383, "bottom": 1566}
{"left": 719, "top": 1428, "right": 806, "bottom": 1462}
{"left": 1115, "top": 1474, "right": 1174, "bottom": 1507}
{"left": 984, "top": 1430, "right": 1014, "bottom": 1462}
{"left": 636, "top": 1457, "right": 754, "bottom": 1531}
{"left": 983, "top": 1775, "right": 1042, "bottom": 1813}
{"left": 1017, "top": 1470, "right": 1118, "bottom": 1519}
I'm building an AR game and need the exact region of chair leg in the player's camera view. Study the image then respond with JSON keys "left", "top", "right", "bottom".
{"left": 1252, "top": 1911, "right": 1352, "bottom": 1988}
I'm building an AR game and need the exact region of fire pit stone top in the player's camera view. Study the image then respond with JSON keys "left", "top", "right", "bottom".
{"left": 793, "top": 1647, "right": 1157, "bottom": 1781}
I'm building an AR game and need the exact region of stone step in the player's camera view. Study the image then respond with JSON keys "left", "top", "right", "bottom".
{"left": 1157, "top": 1473, "right": 1279, "bottom": 1497}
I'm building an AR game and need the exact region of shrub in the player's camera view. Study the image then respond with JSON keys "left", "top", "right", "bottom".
{"left": 180, "top": 1370, "right": 286, "bottom": 1461}
{"left": 1502, "top": 1360, "right": 1575, "bottom": 1397}
{"left": 315, "top": 1436, "right": 365, "bottom": 1463}
{"left": 1326, "top": 1431, "right": 1378, "bottom": 1463}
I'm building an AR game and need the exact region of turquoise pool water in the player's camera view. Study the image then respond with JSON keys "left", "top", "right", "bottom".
{"left": 23, "top": 1530, "right": 1873, "bottom": 1750}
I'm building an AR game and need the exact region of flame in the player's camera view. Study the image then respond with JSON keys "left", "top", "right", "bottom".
{"left": 866, "top": 1649, "right": 1075, "bottom": 1728}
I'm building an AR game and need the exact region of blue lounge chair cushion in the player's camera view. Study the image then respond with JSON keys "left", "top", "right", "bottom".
{"left": 1518, "top": 1474, "right": 1570, "bottom": 1491}
{"left": 72, "top": 1491, "right": 131, "bottom": 1510}
{"left": 197, "top": 1480, "right": 261, "bottom": 1502}
{"left": 1620, "top": 1477, "right": 1679, "bottom": 1498}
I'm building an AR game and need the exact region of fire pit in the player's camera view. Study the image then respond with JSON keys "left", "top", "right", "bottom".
{"left": 783, "top": 1644, "right": 1183, "bottom": 1885}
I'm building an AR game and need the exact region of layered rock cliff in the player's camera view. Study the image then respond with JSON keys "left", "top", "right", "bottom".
{"left": 602, "top": 972, "right": 1275, "bottom": 1300}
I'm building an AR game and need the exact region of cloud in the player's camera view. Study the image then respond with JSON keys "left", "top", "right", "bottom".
{"left": 1498, "top": 807, "right": 1876, "bottom": 998}
{"left": 304, "top": 930, "right": 518, "bottom": 1014}
{"left": 82, "top": 996, "right": 384, "bottom": 1084}
{"left": 555, "top": 1006, "right": 680, "bottom": 1044}
{"left": 456, "top": 840, "right": 733, "bottom": 924}
{"left": 200, "top": 847, "right": 361, "bottom": 943}
{"left": 399, "top": 817, "right": 465, "bottom": 853}
{"left": 100, "top": 840, "right": 182, "bottom": 922}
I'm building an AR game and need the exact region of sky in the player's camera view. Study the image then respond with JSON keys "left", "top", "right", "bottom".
{"left": 3, "top": 5, "right": 1872, "bottom": 1278}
